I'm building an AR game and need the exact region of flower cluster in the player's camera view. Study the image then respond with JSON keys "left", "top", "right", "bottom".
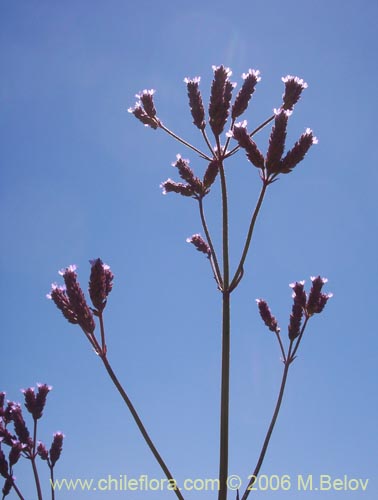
{"left": 0, "top": 385, "right": 63, "bottom": 498}
{"left": 160, "top": 155, "right": 219, "bottom": 199}
{"left": 231, "top": 111, "right": 317, "bottom": 183}
{"left": 128, "top": 89, "right": 159, "bottom": 129}
{"left": 257, "top": 276, "right": 332, "bottom": 344}
{"left": 48, "top": 259, "right": 114, "bottom": 355}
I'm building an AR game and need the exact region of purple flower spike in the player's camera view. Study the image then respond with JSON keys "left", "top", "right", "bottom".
{"left": 280, "top": 128, "right": 318, "bottom": 173}
{"left": 49, "top": 432, "right": 64, "bottom": 467}
{"left": 47, "top": 284, "right": 78, "bottom": 325}
{"left": 174, "top": 155, "right": 196, "bottom": 185}
{"left": 231, "top": 121, "right": 265, "bottom": 170}
{"left": 34, "top": 384, "right": 52, "bottom": 420}
{"left": 288, "top": 283, "right": 306, "bottom": 340}
{"left": 203, "top": 160, "right": 219, "bottom": 189}
{"left": 136, "top": 89, "right": 157, "bottom": 119}
{"left": 37, "top": 442, "right": 49, "bottom": 460}
{"left": 184, "top": 77, "right": 206, "bottom": 130}
{"left": 9, "top": 405, "right": 30, "bottom": 445}
{"left": 0, "top": 449, "right": 9, "bottom": 479}
{"left": 282, "top": 75, "right": 308, "bottom": 111}
{"left": 289, "top": 281, "right": 307, "bottom": 308}
{"left": 209, "top": 65, "right": 235, "bottom": 136}
{"left": 9, "top": 442, "right": 23, "bottom": 467}
{"left": 256, "top": 299, "right": 280, "bottom": 333}
{"left": 232, "top": 69, "right": 261, "bottom": 119}
{"left": 306, "top": 276, "right": 332, "bottom": 316}
{"left": 160, "top": 179, "right": 194, "bottom": 197}
{"left": 186, "top": 234, "right": 211, "bottom": 257}
{"left": 60, "top": 266, "right": 96, "bottom": 334}
{"left": 128, "top": 103, "right": 159, "bottom": 129}
{"left": 266, "top": 109, "right": 290, "bottom": 175}
{"left": 89, "top": 259, "right": 114, "bottom": 313}
{"left": 2, "top": 477, "right": 12, "bottom": 497}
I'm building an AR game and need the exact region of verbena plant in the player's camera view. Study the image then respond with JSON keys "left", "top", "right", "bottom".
{"left": 1, "top": 65, "right": 332, "bottom": 499}
{"left": 0, "top": 386, "right": 63, "bottom": 499}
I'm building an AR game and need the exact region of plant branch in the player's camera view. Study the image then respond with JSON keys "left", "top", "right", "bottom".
{"left": 241, "top": 341, "right": 294, "bottom": 500}
{"left": 198, "top": 198, "right": 223, "bottom": 289}
{"left": 230, "top": 181, "right": 268, "bottom": 291}
{"left": 29, "top": 420, "right": 43, "bottom": 500}
{"left": 99, "top": 354, "right": 185, "bottom": 500}
{"left": 218, "top": 155, "right": 231, "bottom": 500}
{"left": 158, "top": 122, "right": 212, "bottom": 161}
{"left": 201, "top": 129, "right": 216, "bottom": 156}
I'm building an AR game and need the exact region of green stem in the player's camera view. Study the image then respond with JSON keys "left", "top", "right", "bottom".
{"left": 218, "top": 157, "right": 231, "bottom": 500}
{"left": 241, "top": 341, "right": 294, "bottom": 500}
{"left": 159, "top": 122, "right": 212, "bottom": 161}
{"left": 100, "top": 354, "right": 185, "bottom": 500}
{"left": 30, "top": 420, "right": 43, "bottom": 500}
{"left": 198, "top": 198, "right": 223, "bottom": 289}
{"left": 50, "top": 466, "right": 55, "bottom": 500}
{"left": 230, "top": 181, "right": 268, "bottom": 291}
{"left": 201, "top": 129, "right": 215, "bottom": 156}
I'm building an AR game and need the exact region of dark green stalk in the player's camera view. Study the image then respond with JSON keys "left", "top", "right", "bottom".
{"left": 230, "top": 181, "right": 268, "bottom": 291}
{"left": 30, "top": 420, "right": 43, "bottom": 500}
{"left": 198, "top": 198, "right": 223, "bottom": 289}
{"left": 99, "top": 354, "right": 185, "bottom": 500}
{"left": 159, "top": 122, "right": 212, "bottom": 161}
{"left": 240, "top": 340, "right": 294, "bottom": 500}
{"left": 218, "top": 155, "right": 231, "bottom": 500}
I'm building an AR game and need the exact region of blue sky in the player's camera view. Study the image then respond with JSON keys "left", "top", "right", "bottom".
{"left": 1, "top": 0, "right": 377, "bottom": 498}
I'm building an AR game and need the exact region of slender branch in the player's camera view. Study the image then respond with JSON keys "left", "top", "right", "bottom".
{"left": 274, "top": 331, "right": 287, "bottom": 363}
{"left": 198, "top": 198, "right": 223, "bottom": 289}
{"left": 4, "top": 476, "right": 24, "bottom": 500}
{"left": 99, "top": 354, "right": 185, "bottom": 500}
{"left": 218, "top": 156, "right": 231, "bottom": 500}
{"left": 201, "top": 129, "right": 215, "bottom": 156}
{"left": 30, "top": 456, "right": 43, "bottom": 500}
{"left": 230, "top": 181, "right": 268, "bottom": 291}
{"left": 50, "top": 466, "right": 56, "bottom": 500}
{"left": 158, "top": 122, "right": 212, "bottom": 161}
{"left": 290, "top": 316, "right": 310, "bottom": 360}
{"left": 99, "top": 313, "right": 107, "bottom": 354}
{"left": 240, "top": 341, "right": 294, "bottom": 500}
{"left": 29, "top": 420, "right": 43, "bottom": 500}
{"left": 222, "top": 118, "right": 236, "bottom": 157}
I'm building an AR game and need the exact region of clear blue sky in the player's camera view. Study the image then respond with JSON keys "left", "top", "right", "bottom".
{"left": 1, "top": 0, "right": 377, "bottom": 498}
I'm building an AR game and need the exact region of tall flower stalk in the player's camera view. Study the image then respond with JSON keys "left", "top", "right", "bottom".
{"left": 49, "top": 66, "right": 331, "bottom": 500}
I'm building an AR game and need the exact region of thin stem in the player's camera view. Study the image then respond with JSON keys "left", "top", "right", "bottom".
{"left": 29, "top": 420, "right": 43, "bottom": 500}
{"left": 241, "top": 341, "right": 294, "bottom": 500}
{"left": 159, "top": 122, "right": 212, "bottom": 161}
{"left": 218, "top": 155, "right": 231, "bottom": 500}
{"left": 274, "top": 331, "right": 287, "bottom": 363}
{"left": 222, "top": 118, "right": 236, "bottom": 156}
{"left": 225, "top": 114, "right": 275, "bottom": 159}
{"left": 99, "top": 313, "right": 107, "bottom": 354}
{"left": 99, "top": 354, "right": 185, "bottom": 500}
{"left": 30, "top": 456, "right": 43, "bottom": 500}
{"left": 4, "top": 475, "right": 24, "bottom": 500}
{"left": 290, "top": 316, "right": 310, "bottom": 360}
{"left": 50, "top": 466, "right": 55, "bottom": 500}
{"left": 201, "top": 129, "right": 216, "bottom": 156}
{"left": 230, "top": 181, "right": 268, "bottom": 291}
{"left": 198, "top": 198, "right": 223, "bottom": 289}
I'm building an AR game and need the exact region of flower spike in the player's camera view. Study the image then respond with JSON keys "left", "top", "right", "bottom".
{"left": 282, "top": 75, "right": 308, "bottom": 111}
{"left": 232, "top": 69, "right": 261, "bottom": 119}
{"left": 184, "top": 77, "right": 206, "bottom": 130}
